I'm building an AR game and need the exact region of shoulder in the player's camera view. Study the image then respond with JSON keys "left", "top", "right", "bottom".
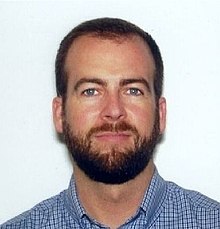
{"left": 163, "top": 180, "right": 220, "bottom": 225}
{"left": 166, "top": 181, "right": 220, "bottom": 210}
{"left": 1, "top": 191, "right": 69, "bottom": 229}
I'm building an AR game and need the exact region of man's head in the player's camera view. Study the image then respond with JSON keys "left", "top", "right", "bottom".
{"left": 53, "top": 18, "right": 166, "bottom": 184}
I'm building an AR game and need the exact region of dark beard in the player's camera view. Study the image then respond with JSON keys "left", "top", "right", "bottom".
{"left": 63, "top": 113, "right": 160, "bottom": 185}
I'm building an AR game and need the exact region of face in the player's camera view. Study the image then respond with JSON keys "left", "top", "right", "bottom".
{"left": 53, "top": 35, "right": 166, "bottom": 184}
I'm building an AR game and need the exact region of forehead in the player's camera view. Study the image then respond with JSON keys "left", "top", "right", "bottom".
{"left": 65, "top": 35, "right": 155, "bottom": 82}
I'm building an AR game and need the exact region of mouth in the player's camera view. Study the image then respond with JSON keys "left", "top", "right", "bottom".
{"left": 93, "top": 131, "right": 132, "bottom": 142}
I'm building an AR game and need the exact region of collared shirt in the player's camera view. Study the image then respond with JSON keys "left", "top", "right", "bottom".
{"left": 1, "top": 169, "right": 220, "bottom": 228}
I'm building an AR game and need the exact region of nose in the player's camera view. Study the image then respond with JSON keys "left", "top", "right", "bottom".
{"left": 100, "top": 92, "right": 127, "bottom": 122}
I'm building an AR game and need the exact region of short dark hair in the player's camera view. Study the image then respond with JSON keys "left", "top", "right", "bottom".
{"left": 55, "top": 17, "right": 163, "bottom": 100}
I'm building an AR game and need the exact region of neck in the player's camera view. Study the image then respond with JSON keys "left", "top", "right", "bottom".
{"left": 73, "top": 160, "right": 155, "bottom": 229}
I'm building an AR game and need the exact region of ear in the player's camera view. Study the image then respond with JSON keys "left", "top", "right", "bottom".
{"left": 158, "top": 97, "right": 166, "bottom": 134}
{"left": 52, "top": 97, "right": 64, "bottom": 133}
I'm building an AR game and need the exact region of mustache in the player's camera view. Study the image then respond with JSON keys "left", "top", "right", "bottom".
{"left": 86, "top": 121, "right": 139, "bottom": 139}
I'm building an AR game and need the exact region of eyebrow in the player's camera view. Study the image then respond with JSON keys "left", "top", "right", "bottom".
{"left": 119, "top": 78, "right": 151, "bottom": 93}
{"left": 74, "top": 78, "right": 107, "bottom": 91}
{"left": 73, "top": 77, "right": 151, "bottom": 93}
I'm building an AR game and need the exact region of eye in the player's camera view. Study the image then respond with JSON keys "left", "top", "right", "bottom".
{"left": 82, "top": 88, "right": 98, "bottom": 96}
{"left": 126, "top": 88, "right": 143, "bottom": 96}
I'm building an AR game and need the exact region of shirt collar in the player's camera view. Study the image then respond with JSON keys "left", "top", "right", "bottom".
{"left": 139, "top": 168, "right": 167, "bottom": 226}
{"left": 64, "top": 175, "right": 87, "bottom": 221}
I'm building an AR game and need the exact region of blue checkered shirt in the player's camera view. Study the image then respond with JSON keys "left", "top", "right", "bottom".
{"left": 1, "top": 169, "right": 220, "bottom": 228}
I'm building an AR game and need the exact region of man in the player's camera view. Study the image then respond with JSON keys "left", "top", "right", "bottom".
{"left": 1, "top": 17, "right": 220, "bottom": 229}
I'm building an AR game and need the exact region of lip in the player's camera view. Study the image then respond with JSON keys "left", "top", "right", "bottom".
{"left": 93, "top": 131, "right": 131, "bottom": 142}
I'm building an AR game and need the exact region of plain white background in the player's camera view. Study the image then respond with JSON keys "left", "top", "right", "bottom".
{"left": 0, "top": 0, "right": 219, "bottom": 224}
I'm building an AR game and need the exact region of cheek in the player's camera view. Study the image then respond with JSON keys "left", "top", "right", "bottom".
{"left": 128, "top": 104, "right": 156, "bottom": 137}
{"left": 65, "top": 100, "right": 100, "bottom": 134}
